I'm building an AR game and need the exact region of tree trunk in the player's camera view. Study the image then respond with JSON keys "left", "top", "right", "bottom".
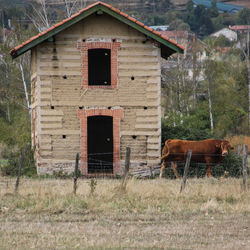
{"left": 207, "top": 82, "right": 214, "bottom": 132}
{"left": 247, "top": 30, "right": 250, "bottom": 131}
{"left": 192, "top": 34, "right": 198, "bottom": 107}
{"left": 20, "top": 63, "right": 31, "bottom": 118}
{"left": 6, "top": 100, "right": 10, "bottom": 122}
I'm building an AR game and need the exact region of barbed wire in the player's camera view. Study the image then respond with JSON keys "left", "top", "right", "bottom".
{"left": 87, "top": 151, "right": 233, "bottom": 157}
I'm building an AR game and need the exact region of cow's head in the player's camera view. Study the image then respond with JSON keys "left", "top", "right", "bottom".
{"left": 216, "top": 140, "right": 234, "bottom": 157}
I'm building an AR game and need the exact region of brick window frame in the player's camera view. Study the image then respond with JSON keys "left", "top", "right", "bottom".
{"left": 78, "top": 107, "right": 123, "bottom": 176}
{"left": 77, "top": 40, "right": 121, "bottom": 89}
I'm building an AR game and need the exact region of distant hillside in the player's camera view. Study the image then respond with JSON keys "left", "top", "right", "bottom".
{"left": 45, "top": 0, "right": 175, "bottom": 13}
{"left": 225, "top": 0, "right": 250, "bottom": 8}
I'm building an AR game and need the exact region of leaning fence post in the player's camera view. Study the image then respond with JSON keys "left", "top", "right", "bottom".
{"left": 242, "top": 144, "right": 248, "bottom": 192}
{"left": 73, "top": 153, "right": 79, "bottom": 195}
{"left": 121, "top": 147, "right": 130, "bottom": 190}
{"left": 238, "top": 145, "right": 242, "bottom": 156}
{"left": 14, "top": 143, "right": 30, "bottom": 195}
{"left": 180, "top": 150, "right": 192, "bottom": 193}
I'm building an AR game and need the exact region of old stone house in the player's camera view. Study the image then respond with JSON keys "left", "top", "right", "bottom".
{"left": 10, "top": 2, "right": 183, "bottom": 176}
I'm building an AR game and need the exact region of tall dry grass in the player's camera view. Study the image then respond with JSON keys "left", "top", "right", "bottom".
{"left": 0, "top": 177, "right": 249, "bottom": 216}
{"left": 0, "top": 177, "right": 250, "bottom": 249}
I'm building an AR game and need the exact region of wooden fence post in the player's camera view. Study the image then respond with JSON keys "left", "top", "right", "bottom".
{"left": 180, "top": 150, "right": 192, "bottom": 193}
{"left": 242, "top": 144, "right": 248, "bottom": 192}
{"left": 14, "top": 143, "right": 30, "bottom": 195}
{"left": 121, "top": 147, "right": 130, "bottom": 189}
{"left": 73, "top": 153, "right": 79, "bottom": 195}
{"left": 238, "top": 145, "right": 242, "bottom": 156}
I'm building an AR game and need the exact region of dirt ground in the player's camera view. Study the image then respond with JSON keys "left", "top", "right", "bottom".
{"left": 0, "top": 178, "right": 249, "bottom": 249}
{"left": 0, "top": 212, "right": 249, "bottom": 249}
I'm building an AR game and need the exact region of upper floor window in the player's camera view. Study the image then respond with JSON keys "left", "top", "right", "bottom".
{"left": 77, "top": 40, "right": 121, "bottom": 89}
{"left": 88, "top": 48, "right": 111, "bottom": 86}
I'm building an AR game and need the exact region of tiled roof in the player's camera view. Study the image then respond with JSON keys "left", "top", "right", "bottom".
{"left": 10, "top": 2, "right": 184, "bottom": 59}
{"left": 229, "top": 25, "right": 250, "bottom": 31}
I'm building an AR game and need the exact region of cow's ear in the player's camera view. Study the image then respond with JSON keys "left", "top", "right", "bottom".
{"left": 215, "top": 143, "right": 221, "bottom": 148}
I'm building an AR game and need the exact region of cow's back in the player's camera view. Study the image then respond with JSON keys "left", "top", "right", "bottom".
{"left": 163, "top": 139, "right": 222, "bottom": 163}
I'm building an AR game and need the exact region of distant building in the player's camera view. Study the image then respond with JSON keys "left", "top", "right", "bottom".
{"left": 229, "top": 25, "right": 250, "bottom": 33}
{"left": 192, "top": 0, "right": 243, "bottom": 13}
{"left": 150, "top": 25, "right": 169, "bottom": 31}
{"left": 210, "top": 28, "right": 237, "bottom": 41}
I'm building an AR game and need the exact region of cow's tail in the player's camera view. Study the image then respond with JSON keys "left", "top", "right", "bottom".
{"left": 161, "top": 139, "right": 171, "bottom": 161}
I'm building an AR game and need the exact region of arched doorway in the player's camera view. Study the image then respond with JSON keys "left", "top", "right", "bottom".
{"left": 78, "top": 107, "right": 123, "bottom": 176}
{"left": 87, "top": 115, "right": 113, "bottom": 173}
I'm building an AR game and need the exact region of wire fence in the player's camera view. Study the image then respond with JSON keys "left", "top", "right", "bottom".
{"left": 0, "top": 147, "right": 248, "bottom": 180}
{"left": 71, "top": 150, "right": 246, "bottom": 179}
{"left": 0, "top": 146, "right": 248, "bottom": 195}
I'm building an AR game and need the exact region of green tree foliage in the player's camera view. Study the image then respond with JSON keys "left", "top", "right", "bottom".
{"left": 162, "top": 151, "right": 242, "bottom": 178}
{"left": 162, "top": 36, "right": 248, "bottom": 142}
{"left": 184, "top": 4, "right": 215, "bottom": 38}
{"left": 0, "top": 21, "right": 36, "bottom": 176}
{"left": 236, "top": 8, "right": 250, "bottom": 25}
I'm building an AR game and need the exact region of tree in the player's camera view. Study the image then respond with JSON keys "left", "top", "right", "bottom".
{"left": 162, "top": 34, "right": 249, "bottom": 137}
{"left": 237, "top": 8, "right": 250, "bottom": 25}
{"left": 25, "top": 0, "right": 88, "bottom": 32}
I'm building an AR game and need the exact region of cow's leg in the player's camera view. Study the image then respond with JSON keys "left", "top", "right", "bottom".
{"left": 160, "top": 160, "right": 167, "bottom": 178}
{"left": 171, "top": 162, "right": 180, "bottom": 179}
{"left": 206, "top": 164, "right": 213, "bottom": 177}
{"left": 205, "top": 157, "right": 213, "bottom": 177}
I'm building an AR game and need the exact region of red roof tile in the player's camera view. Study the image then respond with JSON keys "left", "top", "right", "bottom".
{"left": 229, "top": 25, "right": 250, "bottom": 31}
{"left": 10, "top": 2, "right": 184, "bottom": 57}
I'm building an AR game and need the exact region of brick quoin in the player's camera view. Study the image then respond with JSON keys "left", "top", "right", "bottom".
{"left": 78, "top": 108, "right": 123, "bottom": 176}
{"left": 77, "top": 41, "right": 121, "bottom": 89}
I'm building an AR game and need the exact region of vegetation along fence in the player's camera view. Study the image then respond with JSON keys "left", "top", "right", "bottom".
{"left": 3, "top": 143, "right": 248, "bottom": 196}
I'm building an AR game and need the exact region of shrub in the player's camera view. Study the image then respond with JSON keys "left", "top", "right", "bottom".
{"left": 0, "top": 144, "right": 36, "bottom": 177}
{"left": 161, "top": 152, "right": 242, "bottom": 178}
{"left": 161, "top": 118, "right": 212, "bottom": 147}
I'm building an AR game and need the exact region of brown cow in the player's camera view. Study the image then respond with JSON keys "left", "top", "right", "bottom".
{"left": 160, "top": 139, "right": 234, "bottom": 178}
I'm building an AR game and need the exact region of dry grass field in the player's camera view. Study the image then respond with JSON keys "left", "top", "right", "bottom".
{"left": 0, "top": 177, "right": 250, "bottom": 249}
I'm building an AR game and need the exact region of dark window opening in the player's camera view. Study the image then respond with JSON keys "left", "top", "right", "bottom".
{"left": 62, "top": 135, "right": 66, "bottom": 139}
{"left": 87, "top": 116, "right": 113, "bottom": 174}
{"left": 51, "top": 106, "right": 54, "bottom": 110}
{"left": 88, "top": 49, "right": 111, "bottom": 86}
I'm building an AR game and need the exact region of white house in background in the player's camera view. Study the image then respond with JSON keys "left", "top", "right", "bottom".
{"left": 210, "top": 28, "right": 237, "bottom": 42}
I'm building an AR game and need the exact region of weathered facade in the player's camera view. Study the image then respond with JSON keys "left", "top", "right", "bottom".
{"left": 11, "top": 2, "right": 183, "bottom": 176}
